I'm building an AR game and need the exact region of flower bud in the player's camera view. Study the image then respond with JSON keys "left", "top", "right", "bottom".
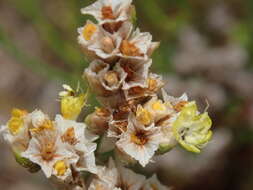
{"left": 172, "top": 101, "right": 212, "bottom": 153}
{"left": 85, "top": 107, "right": 111, "bottom": 135}
{"left": 59, "top": 84, "right": 88, "bottom": 120}
{"left": 101, "top": 36, "right": 115, "bottom": 53}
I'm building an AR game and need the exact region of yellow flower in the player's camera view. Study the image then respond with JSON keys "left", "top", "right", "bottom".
{"left": 59, "top": 84, "right": 88, "bottom": 120}
{"left": 61, "top": 94, "right": 87, "bottom": 120}
{"left": 172, "top": 101, "right": 212, "bottom": 153}
{"left": 8, "top": 108, "right": 27, "bottom": 135}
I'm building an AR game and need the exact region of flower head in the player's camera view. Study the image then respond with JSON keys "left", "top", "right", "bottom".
{"left": 116, "top": 114, "right": 162, "bottom": 167}
{"left": 1, "top": 108, "right": 30, "bottom": 152}
{"left": 81, "top": 0, "right": 133, "bottom": 24}
{"left": 22, "top": 129, "right": 79, "bottom": 179}
{"left": 59, "top": 84, "right": 88, "bottom": 120}
{"left": 172, "top": 101, "right": 212, "bottom": 153}
{"left": 55, "top": 115, "right": 98, "bottom": 174}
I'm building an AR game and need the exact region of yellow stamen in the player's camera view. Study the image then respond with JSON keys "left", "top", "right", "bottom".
{"left": 8, "top": 108, "right": 27, "bottom": 135}
{"left": 131, "top": 131, "right": 148, "bottom": 145}
{"left": 103, "top": 71, "right": 119, "bottom": 87}
{"left": 120, "top": 40, "right": 143, "bottom": 57}
{"left": 54, "top": 160, "right": 67, "bottom": 176}
{"left": 11, "top": 108, "right": 27, "bottom": 118}
{"left": 30, "top": 119, "right": 54, "bottom": 133}
{"left": 136, "top": 106, "right": 152, "bottom": 126}
{"left": 83, "top": 23, "right": 97, "bottom": 41}
{"left": 152, "top": 100, "right": 166, "bottom": 111}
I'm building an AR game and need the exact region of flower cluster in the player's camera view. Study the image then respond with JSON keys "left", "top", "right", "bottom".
{"left": 1, "top": 86, "right": 98, "bottom": 189}
{"left": 1, "top": 0, "right": 213, "bottom": 189}
{"left": 80, "top": 0, "right": 212, "bottom": 167}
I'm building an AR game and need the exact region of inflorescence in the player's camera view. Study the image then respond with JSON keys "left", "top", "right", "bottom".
{"left": 0, "top": 0, "right": 213, "bottom": 189}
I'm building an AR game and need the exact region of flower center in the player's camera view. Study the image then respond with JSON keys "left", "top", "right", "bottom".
{"left": 54, "top": 160, "right": 67, "bottom": 176}
{"left": 131, "top": 131, "right": 148, "bottom": 145}
{"left": 120, "top": 40, "right": 143, "bottom": 57}
{"left": 103, "top": 71, "right": 119, "bottom": 87}
{"left": 83, "top": 23, "right": 97, "bottom": 41}
{"left": 101, "top": 6, "right": 115, "bottom": 19}
{"left": 136, "top": 106, "right": 152, "bottom": 126}
{"left": 61, "top": 127, "right": 78, "bottom": 145}
{"left": 30, "top": 119, "right": 54, "bottom": 133}
{"left": 152, "top": 101, "right": 166, "bottom": 111}
{"left": 8, "top": 108, "right": 27, "bottom": 135}
{"left": 41, "top": 142, "right": 56, "bottom": 161}
{"left": 174, "top": 101, "right": 188, "bottom": 112}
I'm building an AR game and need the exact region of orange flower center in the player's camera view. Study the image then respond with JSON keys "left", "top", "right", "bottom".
{"left": 120, "top": 40, "right": 143, "bottom": 57}
{"left": 103, "top": 71, "right": 119, "bottom": 87}
{"left": 131, "top": 131, "right": 148, "bottom": 145}
{"left": 41, "top": 142, "right": 56, "bottom": 161}
{"left": 61, "top": 127, "right": 78, "bottom": 145}
{"left": 83, "top": 23, "right": 97, "bottom": 41}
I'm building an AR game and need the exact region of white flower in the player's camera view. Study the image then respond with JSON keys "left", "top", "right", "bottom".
{"left": 118, "top": 28, "right": 159, "bottom": 61}
{"left": 142, "top": 174, "right": 171, "bottom": 190}
{"left": 1, "top": 109, "right": 30, "bottom": 152}
{"left": 89, "top": 158, "right": 146, "bottom": 190}
{"left": 78, "top": 20, "right": 100, "bottom": 46}
{"left": 116, "top": 114, "right": 162, "bottom": 167}
{"left": 22, "top": 129, "right": 79, "bottom": 179}
{"left": 78, "top": 21, "right": 124, "bottom": 61}
{"left": 81, "top": 0, "right": 133, "bottom": 24}
{"left": 55, "top": 115, "right": 98, "bottom": 174}
{"left": 120, "top": 59, "right": 152, "bottom": 90}
{"left": 143, "top": 96, "right": 174, "bottom": 123}
{"left": 116, "top": 166, "right": 146, "bottom": 190}
{"left": 124, "top": 73, "right": 164, "bottom": 100}
{"left": 29, "top": 110, "right": 53, "bottom": 132}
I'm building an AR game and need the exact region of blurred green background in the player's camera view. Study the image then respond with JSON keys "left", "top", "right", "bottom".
{"left": 1, "top": 0, "right": 253, "bottom": 189}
